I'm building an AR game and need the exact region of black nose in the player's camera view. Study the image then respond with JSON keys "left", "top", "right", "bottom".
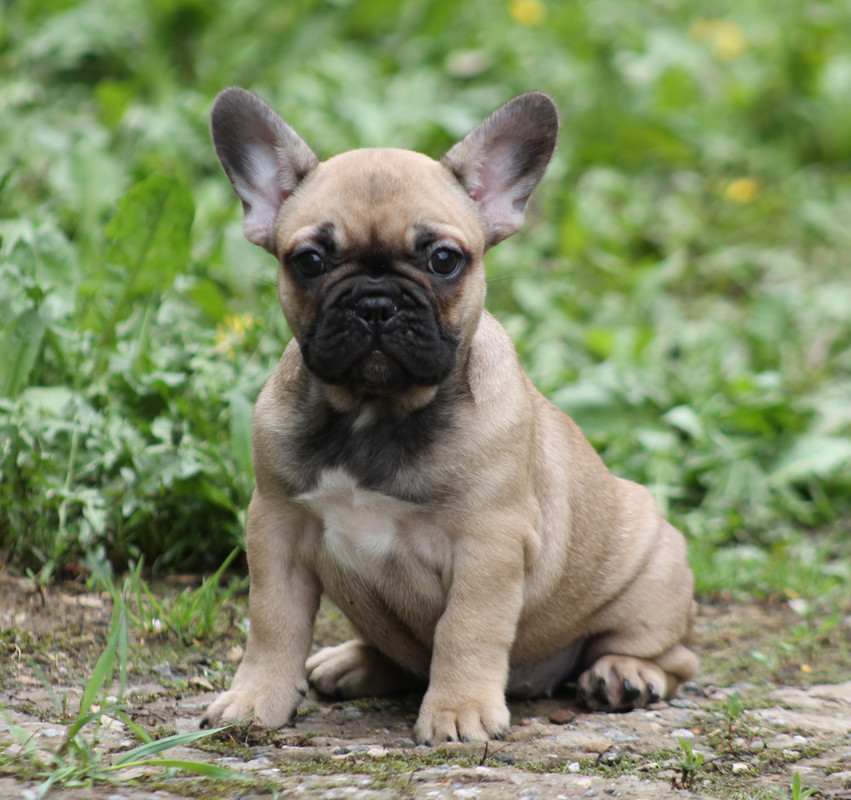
{"left": 354, "top": 294, "right": 398, "bottom": 325}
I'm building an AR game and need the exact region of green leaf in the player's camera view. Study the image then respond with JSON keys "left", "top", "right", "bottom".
{"left": 228, "top": 391, "right": 255, "bottom": 477}
{"left": 0, "top": 308, "right": 47, "bottom": 398}
{"left": 112, "top": 722, "right": 245, "bottom": 765}
{"left": 67, "top": 606, "right": 127, "bottom": 740}
{"left": 108, "top": 758, "right": 247, "bottom": 780}
{"left": 97, "top": 173, "right": 194, "bottom": 340}
{"left": 771, "top": 435, "right": 851, "bottom": 484}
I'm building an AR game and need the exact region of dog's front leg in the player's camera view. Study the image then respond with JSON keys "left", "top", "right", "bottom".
{"left": 414, "top": 515, "right": 528, "bottom": 745}
{"left": 201, "top": 490, "right": 319, "bottom": 729}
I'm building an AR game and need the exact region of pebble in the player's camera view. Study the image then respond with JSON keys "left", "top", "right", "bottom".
{"left": 603, "top": 728, "right": 639, "bottom": 743}
{"left": 151, "top": 663, "right": 173, "bottom": 679}
{"left": 671, "top": 728, "right": 695, "bottom": 739}
{"left": 342, "top": 707, "right": 363, "bottom": 721}
{"left": 598, "top": 746, "right": 625, "bottom": 766}
{"left": 823, "top": 771, "right": 851, "bottom": 792}
{"left": 548, "top": 709, "right": 577, "bottom": 725}
{"left": 243, "top": 756, "right": 272, "bottom": 770}
{"left": 767, "top": 734, "right": 809, "bottom": 752}
{"left": 731, "top": 762, "right": 751, "bottom": 774}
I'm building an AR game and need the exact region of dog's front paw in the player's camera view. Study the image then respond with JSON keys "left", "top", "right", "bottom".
{"left": 414, "top": 685, "right": 510, "bottom": 745}
{"left": 577, "top": 654, "right": 670, "bottom": 711}
{"left": 306, "top": 639, "right": 418, "bottom": 699}
{"left": 200, "top": 681, "right": 306, "bottom": 730}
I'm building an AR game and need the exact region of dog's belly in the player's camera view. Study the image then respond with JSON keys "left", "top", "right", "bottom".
{"left": 296, "top": 468, "right": 451, "bottom": 625}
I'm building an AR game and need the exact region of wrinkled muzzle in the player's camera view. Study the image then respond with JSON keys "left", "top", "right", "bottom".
{"left": 299, "top": 276, "right": 457, "bottom": 391}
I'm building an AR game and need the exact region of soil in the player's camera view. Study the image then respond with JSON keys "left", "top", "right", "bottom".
{"left": 1, "top": 575, "right": 850, "bottom": 799}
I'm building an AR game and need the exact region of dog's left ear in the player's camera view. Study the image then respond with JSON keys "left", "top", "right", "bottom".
{"left": 441, "top": 93, "right": 559, "bottom": 247}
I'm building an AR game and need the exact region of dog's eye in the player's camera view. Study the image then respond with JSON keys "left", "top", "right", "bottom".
{"left": 290, "top": 250, "right": 325, "bottom": 278}
{"left": 428, "top": 247, "right": 463, "bottom": 277}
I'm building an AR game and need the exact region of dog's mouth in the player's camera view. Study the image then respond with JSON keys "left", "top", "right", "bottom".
{"left": 299, "top": 277, "right": 457, "bottom": 391}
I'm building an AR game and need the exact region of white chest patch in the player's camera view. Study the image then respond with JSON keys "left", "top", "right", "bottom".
{"left": 295, "top": 468, "right": 431, "bottom": 585}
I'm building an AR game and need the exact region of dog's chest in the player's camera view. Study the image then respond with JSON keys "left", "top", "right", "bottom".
{"left": 295, "top": 468, "right": 449, "bottom": 587}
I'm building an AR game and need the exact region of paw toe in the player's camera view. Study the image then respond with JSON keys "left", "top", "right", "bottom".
{"left": 578, "top": 655, "right": 669, "bottom": 712}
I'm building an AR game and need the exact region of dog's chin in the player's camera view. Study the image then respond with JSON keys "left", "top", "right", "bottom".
{"left": 355, "top": 351, "right": 408, "bottom": 391}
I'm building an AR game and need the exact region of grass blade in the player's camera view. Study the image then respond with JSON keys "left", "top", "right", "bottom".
{"left": 67, "top": 606, "right": 125, "bottom": 741}
{"left": 107, "top": 758, "right": 247, "bottom": 780}
{"left": 112, "top": 721, "right": 247, "bottom": 765}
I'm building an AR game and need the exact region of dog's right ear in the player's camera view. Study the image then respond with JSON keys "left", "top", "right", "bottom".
{"left": 211, "top": 88, "right": 319, "bottom": 254}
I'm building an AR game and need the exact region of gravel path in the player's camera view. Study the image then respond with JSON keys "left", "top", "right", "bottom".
{"left": 1, "top": 578, "right": 850, "bottom": 799}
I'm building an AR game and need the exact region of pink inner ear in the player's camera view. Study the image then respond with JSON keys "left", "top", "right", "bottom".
{"left": 470, "top": 139, "right": 516, "bottom": 204}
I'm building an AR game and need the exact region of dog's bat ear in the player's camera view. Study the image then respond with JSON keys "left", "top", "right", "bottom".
{"left": 211, "top": 88, "right": 319, "bottom": 254}
{"left": 441, "top": 93, "right": 559, "bottom": 247}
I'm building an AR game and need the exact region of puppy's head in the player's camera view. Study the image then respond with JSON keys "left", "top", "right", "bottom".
{"left": 211, "top": 88, "right": 558, "bottom": 405}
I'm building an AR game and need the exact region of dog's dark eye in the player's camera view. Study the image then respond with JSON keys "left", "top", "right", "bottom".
{"left": 290, "top": 250, "right": 325, "bottom": 278}
{"left": 428, "top": 247, "right": 463, "bottom": 277}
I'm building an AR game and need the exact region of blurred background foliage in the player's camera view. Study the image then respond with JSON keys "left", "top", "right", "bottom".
{"left": 1, "top": 0, "right": 849, "bottom": 599}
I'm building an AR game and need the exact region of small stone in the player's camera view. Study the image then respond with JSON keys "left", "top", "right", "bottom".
{"left": 767, "top": 734, "right": 806, "bottom": 751}
{"left": 671, "top": 728, "right": 695, "bottom": 739}
{"left": 567, "top": 762, "right": 581, "bottom": 773}
{"left": 152, "top": 663, "right": 173, "bottom": 679}
{"left": 342, "top": 706, "right": 363, "bottom": 721}
{"left": 227, "top": 645, "right": 244, "bottom": 662}
{"left": 731, "top": 762, "right": 751, "bottom": 774}
{"left": 189, "top": 676, "right": 214, "bottom": 691}
{"left": 548, "top": 709, "right": 577, "bottom": 725}
{"left": 823, "top": 771, "right": 851, "bottom": 792}
{"left": 598, "top": 746, "right": 625, "bottom": 766}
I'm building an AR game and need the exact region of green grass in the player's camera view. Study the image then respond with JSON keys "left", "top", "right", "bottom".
{"left": 121, "top": 549, "right": 245, "bottom": 645}
{"left": 0, "top": 585, "right": 248, "bottom": 796}
{"left": 1, "top": 0, "right": 849, "bottom": 601}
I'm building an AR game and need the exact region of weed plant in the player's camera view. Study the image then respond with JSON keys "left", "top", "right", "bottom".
{"left": 0, "top": 581, "right": 246, "bottom": 795}
{"left": 123, "top": 549, "right": 245, "bottom": 645}
{"left": 1, "top": 0, "right": 849, "bottom": 601}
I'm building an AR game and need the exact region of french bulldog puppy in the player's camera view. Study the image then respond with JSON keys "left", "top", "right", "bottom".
{"left": 201, "top": 88, "right": 697, "bottom": 744}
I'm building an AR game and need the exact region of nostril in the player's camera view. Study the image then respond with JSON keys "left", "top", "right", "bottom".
{"left": 355, "top": 294, "right": 398, "bottom": 324}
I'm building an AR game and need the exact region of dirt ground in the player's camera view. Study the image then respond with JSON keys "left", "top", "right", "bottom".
{"left": 1, "top": 576, "right": 850, "bottom": 799}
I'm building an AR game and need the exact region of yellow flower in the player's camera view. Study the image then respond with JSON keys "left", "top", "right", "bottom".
{"left": 223, "top": 312, "right": 255, "bottom": 336}
{"left": 724, "top": 177, "right": 761, "bottom": 203}
{"left": 509, "top": 0, "right": 546, "bottom": 27}
{"left": 690, "top": 19, "right": 747, "bottom": 61}
{"left": 214, "top": 312, "right": 256, "bottom": 358}
{"left": 800, "top": 664, "right": 812, "bottom": 674}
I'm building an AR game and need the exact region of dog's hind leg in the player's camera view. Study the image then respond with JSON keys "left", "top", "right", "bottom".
{"left": 576, "top": 644, "right": 698, "bottom": 711}
{"left": 306, "top": 640, "right": 423, "bottom": 699}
